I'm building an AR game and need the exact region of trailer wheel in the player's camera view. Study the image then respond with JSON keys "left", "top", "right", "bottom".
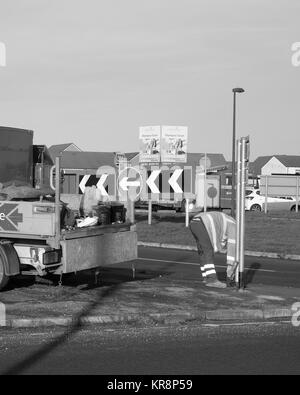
{"left": 0, "top": 251, "right": 9, "bottom": 291}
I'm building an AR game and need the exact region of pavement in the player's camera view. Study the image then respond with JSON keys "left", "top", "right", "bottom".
{"left": 0, "top": 247, "right": 299, "bottom": 329}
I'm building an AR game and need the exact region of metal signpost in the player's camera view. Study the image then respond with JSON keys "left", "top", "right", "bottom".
{"left": 235, "top": 139, "right": 242, "bottom": 286}
{"left": 199, "top": 154, "right": 211, "bottom": 213}
{"left": 235, "top": 136, "right": 250, "bottom": 289}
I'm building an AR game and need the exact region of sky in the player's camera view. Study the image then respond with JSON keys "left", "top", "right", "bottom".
{"left": 0, "top": 0, "right": 299, "bottom": 160}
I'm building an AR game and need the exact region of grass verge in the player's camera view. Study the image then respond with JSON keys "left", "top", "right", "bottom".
{"left": 136, "top": 210, "right": 300, "bottom": 256}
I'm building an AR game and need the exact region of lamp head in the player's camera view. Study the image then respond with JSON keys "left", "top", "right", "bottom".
{"left": 232, "top": 87, "right": 245, "bottom": 93}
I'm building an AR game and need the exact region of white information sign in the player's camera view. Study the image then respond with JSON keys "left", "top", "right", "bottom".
{"left": 161, "top": 126, "right": 188, "bottom": 163}
{"left": 139, "top": 126, "right": 161, "bottom": 163}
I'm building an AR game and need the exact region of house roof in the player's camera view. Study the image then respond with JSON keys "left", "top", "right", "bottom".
{"left": 124, "top": 152, "right": 139, "bottom": 161}
{"left": 185, "top": 153, "right": 227, "bottom": 169}
{"left": 249, "top": 155, "right": 300, "bottom": 176}
{"left": 59, "top": 151, "right": 116, "bottom": 170}
{"left": 48, "top": 143, "right": 81, "bottom": 160}
{"left": 249, "top": 156, "right": 273, "bottom": 176}
{"left": 125, "top": 152, "right": 227, "bottom": 169}
{"left": 272, "top": 155, "right": 300, "bottom": 168}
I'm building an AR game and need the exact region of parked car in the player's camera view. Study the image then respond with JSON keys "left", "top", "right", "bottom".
{"left": 245, "top": 189, "right": 298, "bottom": 211}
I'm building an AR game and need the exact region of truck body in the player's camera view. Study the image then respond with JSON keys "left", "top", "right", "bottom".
{"left": 0, "top": 126, "right": 33, "bottom": 185}
{"left": 0, "top": 128, "right": 137, "bottom": 291}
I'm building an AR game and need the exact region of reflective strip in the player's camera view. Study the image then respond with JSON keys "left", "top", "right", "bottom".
{"left": 202, "top": 272, "right": 207, "bottom": 277}
{"left": 228, "top": 239, "right": 236, "bottom": 244}
{"left": 221, "top": 213, "right": 227, "bottom": 241}
{"left": 200, "top": 266, "right": 205, "bottom": 271}
{"left": 226, "top": 218, "right": 235, "bottom": 225}
{"left": 205, "top": 269, "right": 216, "bottom": 276}
{"left": 207, "top": 214, "right": 218, "bottom": 252}
{"left": 204, "top": 264, "right": 215, "bottom": 270}
{"left": 227, "top": 256, "right": 235, "bottom": 262}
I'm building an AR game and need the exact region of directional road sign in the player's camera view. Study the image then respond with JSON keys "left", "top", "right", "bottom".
{"left": 0, "top": 203, "right": 23, "bottom": 231}
{"left": 118, "top": 167, "right": 143, "bottom": 202}
{"left": 140, "top": 166, "right": 193, "bottom": 200}
{"left": 79, "top": 173, "right": 116, "bottom": 199}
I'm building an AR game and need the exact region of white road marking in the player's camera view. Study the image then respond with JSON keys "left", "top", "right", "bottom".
{"left": 202, "top": 321, "right": 292, "bottom": 328}
{"left": 137, "top": 257, "right": 277, "bottom": 273}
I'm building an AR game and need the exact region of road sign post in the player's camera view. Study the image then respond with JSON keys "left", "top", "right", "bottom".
{"left": 297, "top": 177, "right": 299, "bottom": 213}
{"left": 235, "top": 136, "right": 250, "bottom": 289}
{"left": 235, "top": 139, "right": 241, "bottom": 286}
{"left": 204, "top": 154, "right": 207, "bottom": 212}
{"left": 239, "top": 137, "right": 248, "bottom": 289}
{"left": 199, "top": 155, "right": 211, "bottom": 213}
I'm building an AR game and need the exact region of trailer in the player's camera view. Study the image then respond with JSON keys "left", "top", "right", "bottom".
{"left": 0, "top": 128, "right": 137, "bottom": 291}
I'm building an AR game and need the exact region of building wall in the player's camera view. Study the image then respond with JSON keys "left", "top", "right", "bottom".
{"left": 261, "top": 157, "right": 287, "bottom": 175}
{"left": 287, "top": 167, "right": 300, "bottom": 175}
{"left": 64, "top": 144, "right": 81, "bottom": 152}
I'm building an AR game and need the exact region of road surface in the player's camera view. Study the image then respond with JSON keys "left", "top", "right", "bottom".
{"left": 0, "top": 322, "right": 299, "bottom": 375}
{"left": 137, "top": 246, "right": 300, "bottom": 288}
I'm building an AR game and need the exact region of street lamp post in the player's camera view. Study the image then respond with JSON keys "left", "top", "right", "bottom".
{"left": 231, "top": 87, "right": 245, "bottom": 217}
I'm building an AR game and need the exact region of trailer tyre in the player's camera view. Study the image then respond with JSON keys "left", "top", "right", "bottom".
{"left": 0, "top": 251, "right": 9, "bottom": 291}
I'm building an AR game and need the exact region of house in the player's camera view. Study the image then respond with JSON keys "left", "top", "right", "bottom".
{"left": 261, "top": 155, "right": 300, "bottom": 175}
{"left": 249, "top": 156, "right": 273, "bottom": 178}
{"left": 48, "top": 143, "right": 82, "bottom": 161}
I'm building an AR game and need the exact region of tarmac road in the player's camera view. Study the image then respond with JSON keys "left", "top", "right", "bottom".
{"left": 0, "top": 322, "right": 299, "bottom": 375}
{"left": 0, "top": 246, "right": 300, "bottom": 376}
{"left": 137, "top": 246, "right": 300, "bottom": 288}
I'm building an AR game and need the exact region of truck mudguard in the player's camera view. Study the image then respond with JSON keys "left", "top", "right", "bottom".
{"left": 0, "top": 243, "right": 20, "bottom": 276}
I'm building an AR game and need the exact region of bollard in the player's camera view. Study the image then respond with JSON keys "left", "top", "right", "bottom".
{"left": 148, "top": 200, "right": 152, "bottom": 225}
{"left": 185, "top": 198, "right": 189, "bottom": 227}
{"left": 0, "top": 302, "right": 6, "bottom": 327}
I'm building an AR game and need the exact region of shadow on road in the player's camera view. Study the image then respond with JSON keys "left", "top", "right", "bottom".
{"left": 245, "top": 262, "right": 261, "bottom": 286}
{"left": 9, "top": 265, "right": 169, "bottom": 292}
{"left": 1, "top": 265, "right": 169, "bottom": 375}
{"left": 1, "top": 283, "right": 119, "bottom": 375}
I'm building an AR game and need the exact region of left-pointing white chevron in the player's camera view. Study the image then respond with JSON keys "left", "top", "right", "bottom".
{"left": 97, "top": 174, "right": 109, "bottom": 196}
{"left": 79, "top": 175, "right": 90, "bottom": 193}
{"left": 146, "top": 170, "right": 161, "bottom": 194}
{"left": 168, "top": 169, "right": 183, "bottom": 193}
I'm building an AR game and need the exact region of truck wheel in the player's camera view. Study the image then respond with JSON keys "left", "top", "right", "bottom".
{"left": 250, "top": 204, "right": 262, "bottom": 212}
{"left": 0, "top": 252, "right": 9, "bottom": 291}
